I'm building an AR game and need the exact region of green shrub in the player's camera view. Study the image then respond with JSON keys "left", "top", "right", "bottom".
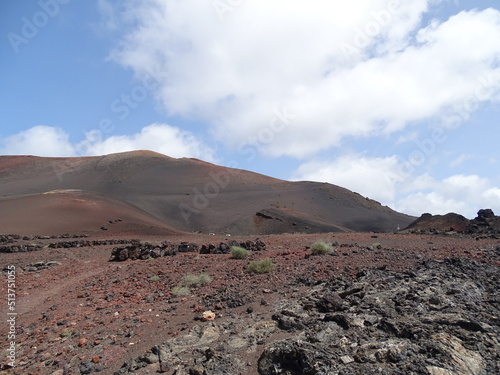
{"left": 371, "top": 242, "right": 382, "bottom": 250}
{"left": 247, "top": 258, "right": 275, "bottom": 273}
{"left": 181, "top": 273, "right": 212, "bottom": 287}
{"left": 231, "top": 246, "right": 250, "bottom": 259}
{"left": 149, "top": 275, "right": 159, "bottom": 282}
{"left": 310, "top": 241, "right": 333, "bottom": 255}
{"left": 172, "top": 286, "right": 191, "bottom": 296}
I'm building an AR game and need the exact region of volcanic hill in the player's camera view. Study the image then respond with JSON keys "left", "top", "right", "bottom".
{"left": 0, "top": 150, "right": 414, "bottom": 236}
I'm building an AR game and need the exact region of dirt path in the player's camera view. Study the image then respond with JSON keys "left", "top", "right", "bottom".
{"left": 16, "top": 264, "right": 109, "bottom": 317}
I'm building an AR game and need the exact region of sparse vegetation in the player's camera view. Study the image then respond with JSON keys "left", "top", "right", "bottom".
{"left": 149, "top": 275, "right": 159, "bottom": 282}
{"left": 371, "top": 242, "right": 382, "bottom": 250}
{"left": 181, "top": 273, "right": 212, "bottom": 287}
{"left": 171, "top": 272, "right": 212, "bottom": 297}
{"left": 231, "top": 246, "right": 250, "bottom": 259}
{"left": 247, "top": 258, "right": 275, "bottom": 273}
{"left": 60, "top": 329, "right": 73, "bottom": 338}
{"left": 310, "top": 241, "right": 334, "bottom": 255}
{"left": 172, "top": 286, "right": 191, "bottom": 296}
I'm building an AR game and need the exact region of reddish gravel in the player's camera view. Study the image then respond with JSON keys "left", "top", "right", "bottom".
{"left": 1, "top": 232, "right": 499, "bottom": 374}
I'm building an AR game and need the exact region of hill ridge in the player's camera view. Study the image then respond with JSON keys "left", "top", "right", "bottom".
{"left": 0, "top": 151, "right": 415, "bottom": 235}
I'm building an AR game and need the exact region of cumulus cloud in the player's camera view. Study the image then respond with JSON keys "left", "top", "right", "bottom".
{"left": 291, "top": 155, "right": 401, "bottom": 205}
{"left": 0, "top": 126, "right": 75, "bottom": 157}
{"left": 397, "top": 174, "right": 500, "bottom": 218}
{"left": 109, "top": 1, "right": 500, "bottom": 157}
{"left": 0, "top": 124, "right": 215, "bottom": 161}
{"left": 292, "top": 155, "right": 500, "bottom": 218}
{"left": 78, "top": 123, "right": 216, "bottom": 161}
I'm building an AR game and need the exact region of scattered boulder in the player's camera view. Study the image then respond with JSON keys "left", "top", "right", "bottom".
{"left": 214, "top": 241, "right": 232, "bottom": 254}
{"left": 200, "top": 243, "right": 216, "bottom": 254}
{"left": 213, "top": 238, "right": 266, "bottom": 254}
{"left": 109, "top": 242, "right": 178, "bottom": 261}
{"left": 201, "top": 311, "right": 216, "bottom": 321}
{"left": 178, "top": 242, "right": 199, "bottom": 253}
{"left": 240, "top": 238, "right": 266, "bottom": 251}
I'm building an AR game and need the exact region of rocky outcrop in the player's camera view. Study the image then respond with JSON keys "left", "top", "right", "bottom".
{"left": 109, "top": 239, "right": 266, "bottom": 261}
{"left": 109, "top": 242, "right": 180, "bottom": 261}
{"left": 258, "top": 258, "right": 499, "bottom": 374}
{"left": 469, "top": 208, "right": 500, "bottom": 233}
{"left": 200, "top": 239, "right": 266, "bottom": 254}
{"left": 0, "top": 237, "right": 132, "bottom": 253}
{"left": 405, "top": 208, "right": 500, "bottom": 236}
{"left": 114, "top": 257, "right": 499, "bottom": 375}
{"left": 404, "top": 212, "right": 470, "bottom": 233}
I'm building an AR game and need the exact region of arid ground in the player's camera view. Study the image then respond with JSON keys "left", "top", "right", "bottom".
{"left": 1, "top": 231, "right": 499, "bottom": 374}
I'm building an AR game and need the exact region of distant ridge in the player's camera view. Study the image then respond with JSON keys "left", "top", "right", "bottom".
{"left": 404, "top": 209, "right": 500, "bottom": 235}
{"left": 0, "top": 151, "right": 415, "bottom": 235}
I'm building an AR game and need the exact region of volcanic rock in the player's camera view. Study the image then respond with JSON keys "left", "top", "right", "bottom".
{"left": 405, "top": 208, "right": 500, "bottom": 236}
{"left": 114, "top": 257, "right": 499, "bottom": 375}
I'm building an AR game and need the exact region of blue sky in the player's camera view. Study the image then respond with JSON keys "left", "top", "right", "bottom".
{"left": 1, "top": 0, "right": 500, "bottom": 218}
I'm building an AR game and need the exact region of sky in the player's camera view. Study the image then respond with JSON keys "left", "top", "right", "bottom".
{"left": 1, "top": 0, "right": 500, "bottom": 219}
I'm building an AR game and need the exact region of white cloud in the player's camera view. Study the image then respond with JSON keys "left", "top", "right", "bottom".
{"left": 292, "top": 155, "right": 500, "bottom": 218}
{"left": 449, "top": 153, "right": 475, "bottom": 168}
{"left": 78, "top": 123, "right": 216, "bottom": 161}
{"left": 397, "top": 174, "right": 500, "bottom": 218}
{"left": 0, "top": 124, "right": 215, "bottom": 161}
{"left": 291, "top": 155, "right": 401, "bottom": 205}
{"left": 110, "top": 1, "right": 500, "bottom": 157}
{"left": 0, "top": 126, "right": 75, "bottom": 157}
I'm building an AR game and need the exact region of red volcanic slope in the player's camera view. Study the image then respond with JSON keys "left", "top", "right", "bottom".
{"left": 0, "top": 190, "right": 179, "bottom": 236}
{"left": 0, "top": 151, "right": 415, "bottom": 235}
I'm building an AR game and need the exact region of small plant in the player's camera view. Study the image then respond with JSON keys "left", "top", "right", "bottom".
{"left": 149, "top": 275, "right": 160, "bottom": 282}
{"left": 371, "top": 242, "right": 382, "bottom": 250}
{"left": 60, "top": 329, "right": 73, "bottom": 338}
{"left": 147, "top": 256, "right": 155, "bottom": 261}
{"left": 247, "top": 258, "right": 275, "bottom": 273}
{"left": 198, "top": 273, "right": 212, "bottom": 285}
{"left": 172, "top": 286, "right": 191, "bottom": 296}
{"left": 231, "top": 246, "right": 250, "bottom": 259}
{"left": 181, "top": 273, "right": 212, "bottom": 287}
{"left": 310, "top": 241, "right": 333, "bottom": 255}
